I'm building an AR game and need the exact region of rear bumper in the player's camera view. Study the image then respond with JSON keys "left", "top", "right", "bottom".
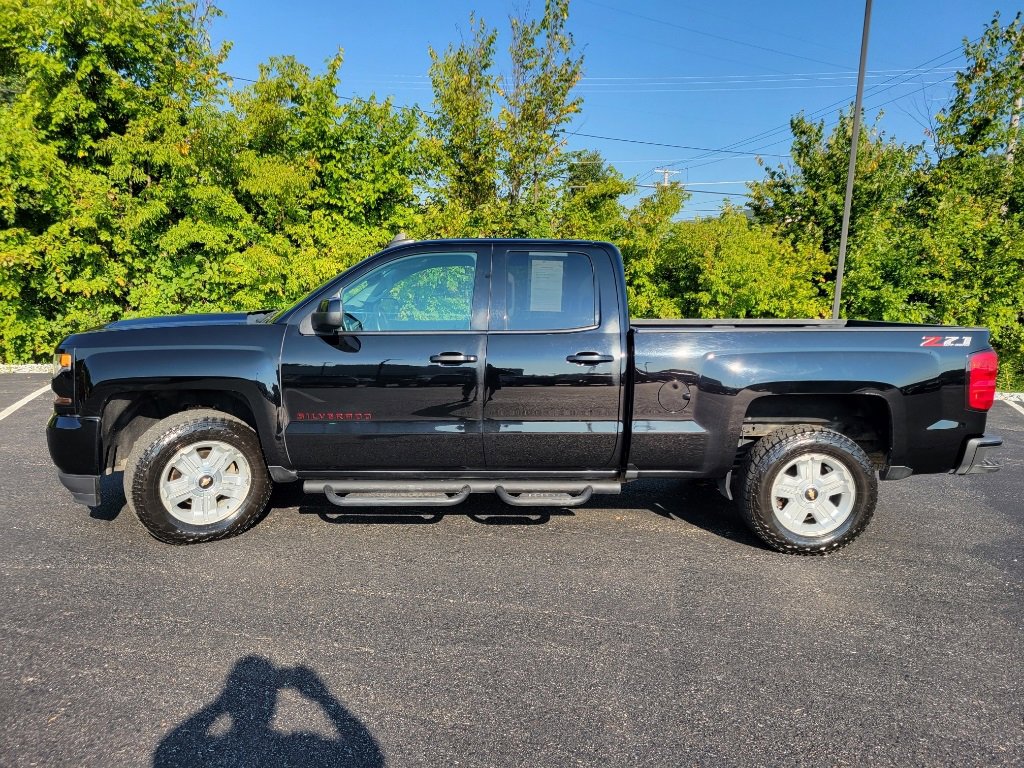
{"left": 955, "top": 435, "right": 1003, "bottom": 475}
{"left": 57, "top": 472, "right": 101, "bottom": 507}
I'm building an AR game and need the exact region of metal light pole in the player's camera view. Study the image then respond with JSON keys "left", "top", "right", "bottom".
{"left": 832, "top": 0, "right": 873, "bottom": 320}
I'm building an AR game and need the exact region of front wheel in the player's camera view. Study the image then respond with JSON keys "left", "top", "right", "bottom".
{"left": 738, "top": 426, "right": 877, "bottom": 555}
{"left": 124, "top": 410, "right": 272, "bottom": 544}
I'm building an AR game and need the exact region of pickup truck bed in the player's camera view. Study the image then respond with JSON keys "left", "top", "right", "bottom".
{"left": 46, "top": 238, "right": 1002, "bottom": 554}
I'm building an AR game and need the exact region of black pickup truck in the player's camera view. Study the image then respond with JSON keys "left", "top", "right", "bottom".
{"left": 47, "top": 239, "right": 1003, "bottom": 553}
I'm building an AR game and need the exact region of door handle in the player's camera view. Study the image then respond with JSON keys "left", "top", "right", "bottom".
{"left": 566, "top": 352, "right": 614, "bottom": 365}
{"left": 430, "top": 352, "right": 478, "bottom": 365}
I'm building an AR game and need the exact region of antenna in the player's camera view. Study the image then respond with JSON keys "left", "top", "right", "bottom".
{"left": 388, "top": 232, "right": 415, "bottom": 247}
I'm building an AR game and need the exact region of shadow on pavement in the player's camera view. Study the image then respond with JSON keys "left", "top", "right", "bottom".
{"left": 153, "top": 655, "right": 383, "bottom": 768}
{"left": 89, "top": 472, "right": 125, "bottom": 521}
{"left": 98, "top": 470, "right": 761, "bottom": 547}
{"left": 287, "top": 478, "right": 763, "bottom": 548}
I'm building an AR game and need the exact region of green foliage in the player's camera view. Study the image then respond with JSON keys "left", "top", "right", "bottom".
{"left": 664, "top": 210, "right": 831, "bottom": 319}
{"left": 422, "top": 14, "right": 500, "bottom": 232}
{"left": 418, "top": 0, "right": 582, "bottom": 237}
{"left": 552, "top": 150, "right": 635, "bottom": 239}
{"left": 745, "top": 14, "right": 1024, "bottom": 385}
{"left": 748, "top": 109, "right": 921, "bottom": 261}
{"left": 0, "top": 1, "right": 420, "bottom": 360}
{"left": 619, "top": 184, "right": 688, "bottom": 318}
{"left": 1, "top": 0, "right": 1021, "bottom": 390}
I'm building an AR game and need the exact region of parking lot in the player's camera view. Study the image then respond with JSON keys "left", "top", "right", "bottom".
{"left": 0, "top": 371, "right": 1021, "bottom": 767}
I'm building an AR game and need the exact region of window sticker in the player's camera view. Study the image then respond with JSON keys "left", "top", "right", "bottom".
{"left": 530, "top": 258, "right": 564, "bottom": 312}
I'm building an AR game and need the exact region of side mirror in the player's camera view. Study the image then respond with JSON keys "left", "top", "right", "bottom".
{"left": 311, "top": 298, "right": 344, "bottom": 333}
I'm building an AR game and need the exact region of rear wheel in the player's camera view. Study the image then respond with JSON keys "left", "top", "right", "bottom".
{"left": 738, "top": 425, "right": 876, "bottom": 555}
{"left": 124, "top": 410, "right": 271, "bottom": 544}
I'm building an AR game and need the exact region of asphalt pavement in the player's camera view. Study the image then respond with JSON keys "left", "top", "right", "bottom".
{"left": 0, "top": 372, "right": 1021, "bottom": 767}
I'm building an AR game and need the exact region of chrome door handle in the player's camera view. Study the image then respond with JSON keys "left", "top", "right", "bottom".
{"left": 430, "top": 352, "right": 478, "bottom": 365}
{"left": 566, "top": 352, "right": 614, "bottom": 364}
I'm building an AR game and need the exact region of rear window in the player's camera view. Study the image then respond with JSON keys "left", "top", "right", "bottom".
{"left": 500, "top": 251, "right": 597, "bottom": 331}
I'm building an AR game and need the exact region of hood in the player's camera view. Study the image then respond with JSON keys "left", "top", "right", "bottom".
{"left": 103, "top": 312, "right": 263, "bottom": 331}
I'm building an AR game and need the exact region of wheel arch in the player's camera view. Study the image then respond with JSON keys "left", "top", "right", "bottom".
{"left": 100, "top": 388, "right": 265, "bottom": 474}
{"left": 740, "top": 392, "right": 894, "bottom": 471}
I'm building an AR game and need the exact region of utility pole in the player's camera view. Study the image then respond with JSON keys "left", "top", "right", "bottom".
{"left": 1007, "top": 50, "right": 1024, "bottom": 167}
{"left": 652, "top": 168, "right": 679, "bottom": 187}
{"left": 832, "top": 0, "right": 873, "bottom": 320}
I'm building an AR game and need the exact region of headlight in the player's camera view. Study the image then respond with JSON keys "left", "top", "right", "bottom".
{"left": 53, "top": 351, "right": 72, "bottom": 377}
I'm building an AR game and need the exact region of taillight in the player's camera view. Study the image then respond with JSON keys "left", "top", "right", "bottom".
{"left": 967, "top": 349, "right": 998, "bottom": 411}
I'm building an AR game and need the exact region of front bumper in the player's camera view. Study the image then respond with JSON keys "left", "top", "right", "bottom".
{"left": 47, "top": 414, "right": 103, "bottom": 505}
{"left": 955, "top": 435, "right": 1003, "bottom": 475}
{"left": 57, "top": 472, "right": 101, "bottom": 507}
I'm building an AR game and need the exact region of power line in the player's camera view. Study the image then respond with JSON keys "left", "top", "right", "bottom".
{"left": 583, "top": 0, "right": 851, "bottom": 70}
{"left": 668, "top": 40, "right": 972, "bottom": 171}
{"left": 573, "top": 81, "right": 952, "bottom": 95}
{"left": 570, "top": 131, "right": 789, "bottom": 157}
{"left": 578, "top": 68, "right": 959, "bottom": 80}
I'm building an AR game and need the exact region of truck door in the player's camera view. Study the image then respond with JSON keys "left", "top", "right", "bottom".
{"left": 280, "top": 247, "right": 489, "bottom": 470}
{"left": 483, "top": 246, "right": 625, "bottom": 469}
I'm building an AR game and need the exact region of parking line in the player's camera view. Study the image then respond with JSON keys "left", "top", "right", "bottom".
{"left": 0, "top": 385, "right": 52, "bottom": 422}
{"left": 1003, "top": 399, "right": 1024, "bottom": 419}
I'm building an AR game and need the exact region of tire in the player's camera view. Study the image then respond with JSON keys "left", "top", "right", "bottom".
{"left": 737, "top": 425, "right": 877, "bottom": 555}
{"left": 124, "top": 409, "right": 272, "bottom": 545}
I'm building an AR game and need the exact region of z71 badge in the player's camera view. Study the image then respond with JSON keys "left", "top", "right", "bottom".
{"left": 920, "top": 335, "right": 972, "bottom": 347}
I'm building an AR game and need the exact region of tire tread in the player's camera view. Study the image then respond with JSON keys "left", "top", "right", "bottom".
{"left": 124, "top": 409, "right": 271, "bottom": 545}
{"left": 737, "top": 425, "right": 876, "bottom": 556}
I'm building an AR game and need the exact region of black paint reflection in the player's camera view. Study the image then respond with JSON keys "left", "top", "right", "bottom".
{"left": 280, "top": 327, "right": 485, "bottom": 469}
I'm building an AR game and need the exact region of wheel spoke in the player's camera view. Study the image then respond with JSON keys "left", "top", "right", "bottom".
{"left": 193, "top": 493, "right": 215, "bottom": 520}
{"left": 204, "top": 444, "right": 233, "bottom": 474}
{"left": 172, "top": 449, "right": 203, "bottom": 478}
{"left": 773, "top": 478, "right": 802, "bottom": 500}
{"left": 810, "top": 499, "right": 840, "bottom": 524}
{"left": 819, "top": 473, "right": 852, "bottom": 498}
{"left": 163, "top": 477, "right": 194, "bottom": 506}
{"left": 218, "top": 475, "right": 247, "bottom": 499}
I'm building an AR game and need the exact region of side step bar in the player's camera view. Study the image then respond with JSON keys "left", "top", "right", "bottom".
{"left": 495, "top": 486, "right": 593, "bottom": 507}
{"left": 304, "top": 480, "right": 620, "bottom": 509}
{"left": 324, "top": 485, "right": 471, "bottom": 507}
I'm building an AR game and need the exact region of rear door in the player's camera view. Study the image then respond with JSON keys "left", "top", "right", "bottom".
{"left": 281, "top": 247, "right": 489, "bottom": 470}
{"left": 483, "top": 245, "right": 625, "bottom": 469}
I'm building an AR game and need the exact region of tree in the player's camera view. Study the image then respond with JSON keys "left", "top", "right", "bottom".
{"left": 748, "top": 109, "right": 920, "bottom": 261}
{"left": 551, "top": 150, "right": 633, "bottom": 239}
{"left": 908, "top": 13, "right": 1024, "bottom": 386}
{"left": 664, "top": 210, "right": 831, "bottom": 319}
{"left": 0, "top": 0, "right": 229, "bottom": 360}
{"left": 421, "top": 15, "right": 500, "bottom": 235}
{"left": 419, "top": 0, "right": 584, "bottom": 237}
{"left": 0, "top": 1, "right": 428, "bottom": 361}
{"left": 497, "top": 0, "right": 583, "bottom": 235}
{"left": 618, "top": 184, "right": 688, "bottom": 318}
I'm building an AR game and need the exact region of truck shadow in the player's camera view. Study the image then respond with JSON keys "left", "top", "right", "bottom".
{"left": 92, "top": 476, "right": 760, "bottom": 547}
{"left": 152, "top": 655, "right": 383, "bottom": 768}
{"left": 89, "top": 472, "right": 126, "bottom": 521}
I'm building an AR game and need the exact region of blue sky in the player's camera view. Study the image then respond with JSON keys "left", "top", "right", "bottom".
{"left": 210, "top": 0, "right": 1018, "bottom": 217}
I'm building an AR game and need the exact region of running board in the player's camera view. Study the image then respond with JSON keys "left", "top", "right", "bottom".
{"left": 304, "top": 479, "right": 620, "bottom": 508}
{"left": 495, "top": 486, "right": 593, "bottom": 507}
{"left": 324, "top": 484, "right": 470, "bottom": 507}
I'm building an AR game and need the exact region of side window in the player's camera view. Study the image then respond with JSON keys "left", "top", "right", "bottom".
{"left": 501, "top": 251, "right": 597, "bottom": 331}
{"left": 340, "top": 252, "right": 477, "bottom": 332}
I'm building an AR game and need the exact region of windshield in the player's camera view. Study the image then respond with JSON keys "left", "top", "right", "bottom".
{"left": 265, "top": 271, "right": 349, "bottom": 324}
